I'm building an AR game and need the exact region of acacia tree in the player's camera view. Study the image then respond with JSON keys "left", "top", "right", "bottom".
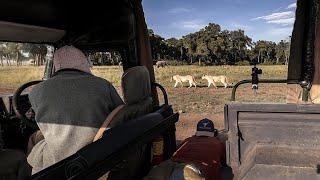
{"left": 227, "top": 30, "right": 252, "bottom": 64}
{"left": 148, "top": 29, "right": 168, "bottom": 60}
{"left": 276, "top": 40, "right": 290, "bottom": 64}
{"left": 21, "top": 44, "right": 48, "bottom": 66}
{"left": 165, "top": 38, "right": 183, "bottom": 60}
{"left": 1, "top": 43, "right": 24, "bottom": 66}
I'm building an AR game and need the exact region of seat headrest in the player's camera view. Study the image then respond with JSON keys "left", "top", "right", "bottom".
{"left": 121, "top": 66, "right": 151, "bottom": 104}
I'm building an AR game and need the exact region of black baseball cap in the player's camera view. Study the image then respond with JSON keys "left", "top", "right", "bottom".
{"left": 195, "top": 118, "right": 216, "bottom": 137}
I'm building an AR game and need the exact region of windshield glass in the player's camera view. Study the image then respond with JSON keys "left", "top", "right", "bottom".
{"left": 0, "top": 44, "right": 125, "bottom": 96}
{"left": 88, "top": 51, "right": 124, "bottom": 97}
{"left": 0, "top": 42, "right": 53, "bottom": 94}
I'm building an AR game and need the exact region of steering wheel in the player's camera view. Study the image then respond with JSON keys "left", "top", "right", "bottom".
{"left": 12, "top": 80, "right": 42, "bottom": 129}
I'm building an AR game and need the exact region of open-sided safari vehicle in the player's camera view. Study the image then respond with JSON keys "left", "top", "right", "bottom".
{"left": 0, "top": 0, "right": 178, "bottom": 179}
{"left": 0, "top": 0, "right": 320, "bottom": 179}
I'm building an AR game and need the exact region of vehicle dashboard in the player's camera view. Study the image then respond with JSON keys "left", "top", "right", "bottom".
{"left": 0, "top": 93, "right": 35, "bottom": 152}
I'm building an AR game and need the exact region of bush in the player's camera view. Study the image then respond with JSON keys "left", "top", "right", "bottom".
{"left": 190, "top": 60, "right": 211, "bottom": 66}
{"left": 166, "top": 60, "right": 189, "bottom": 66}
{"left": 235, "top": 60, "right": 251, "bottom": 66}
{"left": 260, "top": 61, "right": 276, "bottom": 65}
{"left": 192, "top": 61, "right": 206, "bottom": 66}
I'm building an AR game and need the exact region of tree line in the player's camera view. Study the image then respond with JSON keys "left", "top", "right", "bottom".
{"left": 149, "top": 23, "right": 291, "bottom": 65}
{"left": 0, "top": 22, "right": 291, "bottom": 66}
{"left": 0, "top": 42, "right": 49, "bottom": 66}
{"left": 0, "top": 42, "right": 122, "bottom": 66}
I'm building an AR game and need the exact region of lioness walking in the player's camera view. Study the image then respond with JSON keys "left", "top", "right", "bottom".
{"left": 171, "top": 75, "right": 197, "bottom": 88}
{"left": 202, "top": 75, "right": 230, "bottom": 88}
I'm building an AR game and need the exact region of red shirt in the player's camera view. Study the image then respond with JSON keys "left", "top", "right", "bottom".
{"left": 171, "top": 136, "right": 226, "bottom": 180}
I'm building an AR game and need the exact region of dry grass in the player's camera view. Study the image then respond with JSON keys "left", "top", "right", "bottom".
{"left": 0, "top": 65, "right": 288, "bottom": 113}
{"left": 0, "top": 65, "right": 287, "bottom": 87}
{"left": 154, "top": 65, "right": 287, "bottom": 87}
{"left": 91, "top": 66, "right": 124, "bottom": 85}
{"left": 0, "top": 65, "right": 288, "bottom": 140}
{"left": 0, "top": 66, "right": 44, "bottom": 88}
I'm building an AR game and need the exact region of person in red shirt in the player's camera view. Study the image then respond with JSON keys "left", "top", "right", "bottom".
{"left": 171, "top": 118, "right": 226, "bottom": 180}
{"left": 144, "top": 119, "right": 226, "bottom": 180}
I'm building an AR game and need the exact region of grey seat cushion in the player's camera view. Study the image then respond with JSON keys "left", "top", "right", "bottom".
{"left": 113, "top": 66, "right": 152, "bottom": 126}
{"left": 121, "top": 66, "right": 152, "bottom": 104}
{"left": 108, "top": 98, "right": 153, "bottom": 127}
{"left": 97, "top": 66, "right": 154, "bottom": 179}
{"left": 94, "top": 66, "right": 153, "bottom": 139}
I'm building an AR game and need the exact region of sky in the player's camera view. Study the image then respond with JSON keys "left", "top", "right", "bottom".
{"left": 142, "top": 0, "right": 297, "bottom": 42}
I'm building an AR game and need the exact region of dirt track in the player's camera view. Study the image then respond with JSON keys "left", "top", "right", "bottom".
{"left": 0, "top": 87, "right": 15, "bottom": 94}
{"left": 163, "top": 84, "right": 287, "bottom": 141}
{"left": 176, "top": 113, "right": 224, "bottom": 140}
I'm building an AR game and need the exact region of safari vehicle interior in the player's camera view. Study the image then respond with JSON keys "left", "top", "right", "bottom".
{"left": 0, "top": 0, "right": 320, "bottom": 179}
{"left": 0, "top": 0, "right": 177, "bottom": 179}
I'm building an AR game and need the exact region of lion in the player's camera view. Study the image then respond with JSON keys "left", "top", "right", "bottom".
{"left": 171, "top": 75, "right": 197, "bottom": 88}
{"left": 202, "top": 75, "right": 230, "bottom": 88}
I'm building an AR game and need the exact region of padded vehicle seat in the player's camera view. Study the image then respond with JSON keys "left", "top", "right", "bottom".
{"left": 94, "top": 66, "right": 153, "bottom": 141}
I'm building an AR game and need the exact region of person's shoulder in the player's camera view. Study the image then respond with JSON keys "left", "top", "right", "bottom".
{"left": 29, "top": 80, "right": 48, "bottom": 101}
{"left": 30, "top": 81, "right": 46, "bottom": 94}
{"left": 89, "top": 75, "right": 113, "bottom": 86}
{"left": 30, "top": 76, "right": 64, "bottom": 94}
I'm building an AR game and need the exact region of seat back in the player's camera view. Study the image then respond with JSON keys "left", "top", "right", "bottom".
{"left": 94, "top": 66, "right": 152, "bottom": 141}
{"left": 225, "top": 103, "right": 320, "bottom": 180}
{"left": 31, "top": 107, "right": 178, "bottom": 180}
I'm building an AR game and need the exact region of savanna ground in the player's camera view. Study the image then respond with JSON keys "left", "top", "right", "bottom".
{"left": 0, "top": 65, "right": 288, "bottom": 140}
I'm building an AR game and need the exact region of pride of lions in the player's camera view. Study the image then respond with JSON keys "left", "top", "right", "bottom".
{"left": 171, "top": 74, "right": 231, "bottom": 88}
{"left": 154, "top": 60, "right": 232, "bottom": 88}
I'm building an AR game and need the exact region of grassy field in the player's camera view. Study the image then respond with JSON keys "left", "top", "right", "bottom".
{"left": 0, "top": 65, "right": 288, "bottom": 140}
{"left": 0, "top": 65, "right": 287, "bottom": 87}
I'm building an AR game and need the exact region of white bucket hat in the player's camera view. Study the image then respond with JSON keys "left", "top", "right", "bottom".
{"left": 53, "top": 45, "right": 91, "bottom": 73}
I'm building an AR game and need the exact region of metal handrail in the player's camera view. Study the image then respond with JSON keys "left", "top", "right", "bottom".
{"left": 152, "top": 82, "right": 169, "bottom": 105}
{"left": 230, "top": 79, "right": 288, "bottom": 101}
